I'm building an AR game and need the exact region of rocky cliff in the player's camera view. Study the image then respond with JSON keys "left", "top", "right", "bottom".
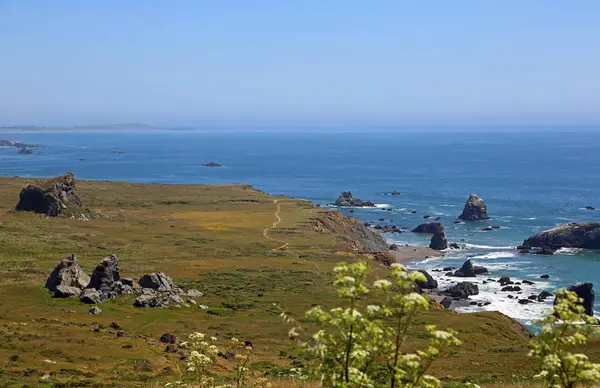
{"left": 315, "top": 211, "right": 389, "bottom": 253}
{"left": 15, "top": 172, "right": 86, "bottom": 217}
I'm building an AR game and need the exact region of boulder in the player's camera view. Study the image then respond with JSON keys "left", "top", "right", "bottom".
{"left": 473, "top": 265, "right": 488, "bottom": 275}
{"left": 45, "top": 254, "right": 90, "bottom": 296}
{"left": 134, "top": 294, "right": 160, "bottom": 308}
{"left": 88, "top": 307, "right": 102, "bottom": 315}
{"left": 139, "top": 272, "right": 174, "bottom": 292}
{"left": 449, "top": 243, "right": 461, "bottom": 249}
{"left": 453, "top": 259, "right": 476, "bottom": 277}
{"left": 186, "top": 289, "right": 203, "bottom": 298}
{"left": 585, "top": 206, "right": 596, "bottom": 211}
{"left": 389, "top": 244, "right": 399, "bottom": 251}
{"left": 333, "top": 191, "right": 375, "bottom": 207}
{"left": 160, "top": 333, "right": 177, "bottom": 344}
{"left": 458, "top": 194, "right": 489, "bottom": 221}
{"left": 15, "top": 172, "right": 85, "bottom": 217}
{"left": 429, "top": 224, "right": 448, "bottom": 251}
{"left": 554, "top": 282, "right": 595, "bottom": 316}
{"left": 86, "top": 254, "right": 121, "bottom": 293}
{"left": 442, "top": 282, "right": 479, "bottom": 299}
{"left": 373, "top": 252, "right": 395, "bottom": 266}
{"left": 54, "top": 285, "right": 82, "bottom": 298}
{"left": 540, "top": 274, "right": 550, "bottom": 279}
{"left": 518, "top": 299, "right": 533, "bottom": 305}
{"left": 440, "top": 297, "right": 453, "bottom": 309}
{"left": 412, "top": 222, "right": 442, "bottom": 234}
{"left": 498, "top": 276, "right": 512, "bottom": 286}
{"left": 415, "top": 270, "right": 438, "bottom": 290}
{"left": 522, "top": 223, "right": 600, "bottom": 250}
{"left": 501, "top": 286, "right": 522, "bottom": 292}
{"left": 80, "top": 289, "right": 103, "bottom": 304}
{"left": 538, "top": 290, "right": 553, "bottom": 300}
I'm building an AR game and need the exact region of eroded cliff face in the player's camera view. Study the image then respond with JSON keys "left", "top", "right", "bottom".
{"left": 314, "top": 211, "right": 389, "bottom": 253}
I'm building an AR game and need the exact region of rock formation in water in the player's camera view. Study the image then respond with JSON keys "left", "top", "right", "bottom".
{"left": 45, "top": 254, "right": 91, "bottom": 298}
{"left": 0, "top": 140, "right": 40, "bottom": 148}
{"left": 333, "top": 191, "right": 375, "bottom": 207}
{"left": 442, "top": 282, "right": 479, "bottom": 299}
{"left": 429, "top": 223, "right": 448, "bottom": 250}
{"left": 15, "top": 172, "right": 86, "bottom": 217}
{"left": 458, "top": 194, "right": 489, "bottom": 221}
{"left": 453, "top": 258, "right": 476, "bottom": 277}
{"left": 554, "top": 282, "right": 595, "bottom": 316}
{"left": 521, "top": 222, "right": 600, "bottom": 251}
{"left": 412, "top": 222, "right": 442, "bottom": 234}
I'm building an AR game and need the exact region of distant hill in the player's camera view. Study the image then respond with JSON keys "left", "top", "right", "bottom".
{"left": 0, "top": 123, "right": 186, "bottom": 131}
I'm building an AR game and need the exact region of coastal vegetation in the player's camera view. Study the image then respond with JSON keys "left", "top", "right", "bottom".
{"left": 0, "top": 176, "right": 599, "bottom": 386}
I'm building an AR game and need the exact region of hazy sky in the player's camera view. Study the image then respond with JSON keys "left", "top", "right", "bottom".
{"left": 1, "top": 1, "right": 600, "bottom": 127}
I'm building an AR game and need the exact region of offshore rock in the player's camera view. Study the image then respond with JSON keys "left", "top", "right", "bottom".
{"left": 459, "top": 194, "right": 489, "bottom": 221}
{"left": 333, "top": 191, "right": 375, "bottom": 207}
{"left": 522, "top": 222, "right": 600, "bottom": 250}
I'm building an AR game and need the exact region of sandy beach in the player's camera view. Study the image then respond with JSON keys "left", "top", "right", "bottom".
{"left": 391, "top": 245, "right": 443, "bottom": 263}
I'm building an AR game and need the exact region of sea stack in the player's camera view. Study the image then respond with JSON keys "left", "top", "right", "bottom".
{"left": 459, "top": 194, "right": 489, "bottom": 221}
{"left": 429, "top": 223, "right": 448, "bottom": 250}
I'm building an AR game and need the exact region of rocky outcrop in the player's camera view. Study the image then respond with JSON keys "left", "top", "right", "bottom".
{"left": 201, "top": 162, "right": 222, "bottom": 167}
{"left": 442, "top": 282, "right": 479, "bottom": 299}
{"left": 411, "top": 222, "right": 442, "bottom": 234}
{"left": 453, "top": 259, "right": 476, "bottom": 277}
{"left": 333, "top": 191, "right": 375, "bottom": 207}
{"left": 80, "top": 254, "right": 137, "bottom": 304}
{"left": 473, "top": 265, "right": 488, "bottom": 275}
{"left": 314, "top": 211, "right": 389, "bottom": 253}
{"left": 521, "top": 223, "right": 600, "bottom": 251}
{"left": 429, "top": 224, "right": 448, "bottom": 250}
{"left": 45, "top": 254, "right": 91, "bottom": 298}
{"left": 458, "top": 194, "right": 489, "bottom": 221}
{"left": 554, "top": 283, "right": 595, "bottom": 316}
{"left": 16, "top": 172, "right": 86, "bottom": 217}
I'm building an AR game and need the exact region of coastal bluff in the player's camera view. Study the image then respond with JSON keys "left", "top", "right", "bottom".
{"left": 314, "top": 211, "right": 389, "bottom": 253}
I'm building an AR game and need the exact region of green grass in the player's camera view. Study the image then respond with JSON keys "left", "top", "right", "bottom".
{"left": 0, "top": 176, "right": 597, "bottom": 386}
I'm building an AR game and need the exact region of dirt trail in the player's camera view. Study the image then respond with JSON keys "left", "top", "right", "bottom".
{"left": 262, "top": 199, "right": 290, "bottom": 251}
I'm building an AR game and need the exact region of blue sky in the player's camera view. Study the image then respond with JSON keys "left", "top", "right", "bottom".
{"left": 1, "top": 1, "right": 599, "bottom": 127}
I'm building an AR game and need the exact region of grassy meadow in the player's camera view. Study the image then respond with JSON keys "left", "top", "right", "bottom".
{"left": 0, "top": 177, "right": 596, "bottom": 387}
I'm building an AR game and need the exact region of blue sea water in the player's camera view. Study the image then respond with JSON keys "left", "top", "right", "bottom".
{"left": 2, "top": 130, "right": 600, "bottom": 324}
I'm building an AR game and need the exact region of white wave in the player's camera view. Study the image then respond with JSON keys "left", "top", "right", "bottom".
{"left": 464, "top": 243, "right": 515, "bottom": 250}
{"left": 374, "top": 203, "right": 391, "bottom": 208}
{"left": 527, "top": 217, "right": 537, "bottom": 220}
{"left": 472, "top": 251, "right": 518, "bottom": 260}
{"left": 556, "top": 247, "right": 584, "bottom": 255}
{"left": 438, "top": 204, "right": 456, "bottom": 207}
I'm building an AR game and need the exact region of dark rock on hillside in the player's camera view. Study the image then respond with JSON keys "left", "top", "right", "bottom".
{"left": 45, "top": 254, "right": 91, "bottom": 298}
{"left": 440, "top": 297, "right": 453, "bottom": 308}
{"left": 443, "top": 282, "right": 479, "bottom": 299}
{"left": 415, "top": 270, "right": 438, "bottom": 290}
{"left": 412, "top": 222, "right": 442, "bottom": 234}
{"left": 333, "top": 191, "right": 375, "bottom": 207}
{"left": 139, "top": 272, "right": 176, "bottom": 292}
{"left": 453, "top": 259, "right": 476, "bottom": 277}
{"left": 554, "top": 282, "right": 595, "bottom": 316}
{"left": 160, "top": 333, "right": 177, "bottom": 344}
{"left": 522, "top": 222, "right": 600, "bottom": 250}
{"left": 458, "top": 194, "right": 489, "bottom": 221}
{"left": 16, "top": 172, "right": 85, "bottom": 217}
{"left": 429, "top": 224, "right": 448, "bottom": 250}
{"left": 81, "top": 254, "right": 136, "bottom": 304}
{"left": 314, "top": 211, "right": 389, "bottom": 253}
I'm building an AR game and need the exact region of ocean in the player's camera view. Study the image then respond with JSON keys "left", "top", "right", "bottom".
{"left": 2, "top": 130, "right": 600, "bottom": 325}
